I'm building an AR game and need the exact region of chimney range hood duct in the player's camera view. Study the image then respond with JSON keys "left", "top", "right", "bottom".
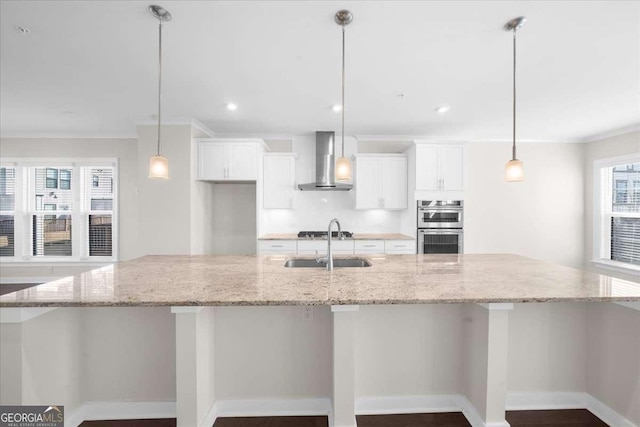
{"left": 298, "top": 131, "right": 352, "bottom": 191}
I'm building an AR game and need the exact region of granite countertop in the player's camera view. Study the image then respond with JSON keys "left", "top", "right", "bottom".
{"left": 1, "top": 254, "right": 639, "bottom": 307}
{"left": 259, "top": 233, "right": 414, "bottom": 240}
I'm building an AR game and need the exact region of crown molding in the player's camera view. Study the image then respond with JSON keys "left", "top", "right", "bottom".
{"left": 132, "top": 117, "right": 215, "bottom": 137}
{"left": 576, "top": 123, "right": 640, "bottom": 143}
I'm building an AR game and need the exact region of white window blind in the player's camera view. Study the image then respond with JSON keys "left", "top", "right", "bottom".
{"left": 0, "top": 159, "right": 117, "bottom": 262}
{"left": 596, "top": 159, "right": 640, "bottom": 269}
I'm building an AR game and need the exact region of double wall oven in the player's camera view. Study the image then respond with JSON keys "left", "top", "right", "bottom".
{"left": 417, "top": 200, "right": 464, "bottom": 254}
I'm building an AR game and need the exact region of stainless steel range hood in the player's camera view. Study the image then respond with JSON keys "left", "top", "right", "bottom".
{"left": 298, "top": 131, "right": 352, "bottom": 191}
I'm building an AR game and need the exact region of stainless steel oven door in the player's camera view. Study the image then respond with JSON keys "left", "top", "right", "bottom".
{"left": 418, "top": 229, "right": 464, "bottom": 254}
{"left": 417, "top": 208, "right": 464, "bottom": 228}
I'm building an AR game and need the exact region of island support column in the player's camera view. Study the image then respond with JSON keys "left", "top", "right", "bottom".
{"left": 172, "top": 307, "right": 216, "bottom": 427}
{"left": 462, "top": 303, "right": 513, "bottom": 427}
{"left": 332, "top": 305, "right": 359, "bottom": 427}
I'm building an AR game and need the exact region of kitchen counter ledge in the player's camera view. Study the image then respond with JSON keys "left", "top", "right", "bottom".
{"left": 1, "top": 254, "right": 639, "bottom": 307}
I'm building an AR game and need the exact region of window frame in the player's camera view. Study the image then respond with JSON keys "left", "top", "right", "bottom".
{"left": 0, "top": 158, "right": 118, "bottom": 264}
{"left": 592, "top": 153, "right": 640, "bottom": 275}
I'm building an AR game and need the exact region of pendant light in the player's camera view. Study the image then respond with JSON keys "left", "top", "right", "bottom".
{"left": 335, "top": 10, "right": 353, "bottom": 182}
{"left": 148, "top": 5, "right": 171, "bottom": 179}
{"left": 504, "top": 16, "right": 526, "bottom": 182}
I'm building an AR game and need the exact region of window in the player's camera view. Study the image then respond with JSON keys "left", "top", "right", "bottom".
{"left": 0, "top": 167, "right": 16, "bottom": 257}
{"left": 594, "top": 155, "right": 640, "bottom": 272}
{"left": 0, "top": 160, "right": 117, "bottom": 262}
{"left": 45, "top": 168, "right": 58, "bottom": 189}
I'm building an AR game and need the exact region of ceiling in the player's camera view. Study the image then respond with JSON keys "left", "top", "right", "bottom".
{"left": 1, "top": 1, "right": 639, "bottom": 142}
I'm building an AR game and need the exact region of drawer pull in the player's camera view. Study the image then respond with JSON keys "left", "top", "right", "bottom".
{"left": 271, "top": 245, "right": 284, "bottom": 248}
{"left": 363, "top": 244, "right": 376, "bottom": 247}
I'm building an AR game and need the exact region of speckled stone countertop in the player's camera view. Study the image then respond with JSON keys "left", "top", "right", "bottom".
{"left": 1, "top": 254, "right": 639, "bottom": 307}
{"left": 259, "top": 233, "right": 414, "bottom": 240}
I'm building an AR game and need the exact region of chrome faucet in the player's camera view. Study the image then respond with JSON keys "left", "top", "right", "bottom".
{"left": 326, "top": 218, "right": 342, "bottom": 271}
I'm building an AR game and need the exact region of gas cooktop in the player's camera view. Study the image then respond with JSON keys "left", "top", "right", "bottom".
{"left": 297, "top": 231, "right": 353, "bottom": 239}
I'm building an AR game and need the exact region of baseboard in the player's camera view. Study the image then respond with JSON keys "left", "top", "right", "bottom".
{"left": 65, "top": 401, "right": 177, "bottom": 427}
{"left": 213, "top": 397, "right": 332, "bottom": 418}
{"left": 506, "top": 392, "right": 588, "bottom": 410}
{"left": 457, "top": 395, "right": 492, "bottom": 427}
{"left": 586, "top": 394, "right": 637, "bottom": 427}
{"left": 355, "top": 394, "right": 460, "bottom": 415}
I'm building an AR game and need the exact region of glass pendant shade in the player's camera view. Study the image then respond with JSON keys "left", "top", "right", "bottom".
{"left": 336, "top": 156, "right": 352, "bottom": 181}
{"left": 505, "top": 158, "right": 524, "bottom": 182}
{"left": 149, "top": 155, "right": 169, "bottom": 179}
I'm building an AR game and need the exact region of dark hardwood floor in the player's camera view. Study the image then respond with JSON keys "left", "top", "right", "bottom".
{"left": 214, "top": 416, "right": 328, "bottom": 427}
{"left": 0, "top": 283, "right": 40, "bottom": 295}
{"left": 80, "top": 419, "right": 176, "bottom": 427}
{"left": 75, "top": 410, "right": 609, "bottom": 427}
{"left": 357, "top": 412, "right": 471, "bottom": 426}
{"left": 506, "top": 409, "right": 608, "bottom": 426}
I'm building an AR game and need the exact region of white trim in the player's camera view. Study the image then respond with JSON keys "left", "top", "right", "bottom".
{"left": 355, "top": 395, "right": 460, "bottom": 415}
{"left": 0, "top": 307, "right": 57, "bottom": 323}
{"left": 615, "top": 301, "right": 640, "bottom": 311}
{"left": 591, "top": 259, "right": 640, "bottom": 276}
{"left": 170, "top": 306, "right": 204, "bottom": 314}
{"left": 194, "top": 137, "right": 269, "bottom": 150}
{"left": 457, "top": 395, "right": 496, "bottom": 427}
{"left": 213, "top": 133, "right": 295, "bottom": 142}
{"left": 65, "top": 401, "right": 177, "bottom": 427}
{"left": 201, "top": 401, "right": 218, "bottom": 427}
{"left": 592, "top": 153, "right": 640, "bottom": 272}
{"left": 331, "top": 305, "right": 360, "bottom": 312}
{"left": 190, "top": 119, "right": 215, "bottom": 138}
{"left": 578, "top": 123, "right": 640, "bottom": 143}
{"left": 586, "top": 394, "right": 637, "bottom": 427}
{"left": 477, "top": 303, "right": 514, "bottom": 311}
{"left": 506, "top": 392, "right": 588, "bottom": 410}
{"left": 214, "top": 398, "right": 332, "bottom": 418}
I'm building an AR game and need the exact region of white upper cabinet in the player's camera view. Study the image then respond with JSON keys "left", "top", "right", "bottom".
{"left": 415, "top": 143, "right": 465, "bottom": 192}
{"left": 354, "top": 154, "right": 408, "bottom": 210}
{"left": 197, "top": 139, "right": 263, "bottom": 181}
{"left": 263, "top": 154, "right": 296, "bottom": 209}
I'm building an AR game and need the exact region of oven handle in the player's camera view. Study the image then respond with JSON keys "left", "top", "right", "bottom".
{"left": 418, "top": 208, "right": 463, "bottom": 214}
{"left": 418, "top": 229, "right": 463, "bottom": 235}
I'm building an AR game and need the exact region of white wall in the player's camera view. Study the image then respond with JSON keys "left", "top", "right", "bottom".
{"left": 208, "top": 183, "right": 257, "bottom": 255}
{"left": 587, "top": 303, "right": 640, "bottom": 426}
{"left": 260, "top": 135, "right": 403, "bottom": 234}
{"left": 355, "top": 304, "right": 463, "bottom": 397}
{"left": 214, "top": 306, "right": 332, "bottom": 399}
{"left": 583, "top": 131, "right": 640, "bottom": 280}
{"left": 136, "top": 125, "right": 193, "bottom": 256}
{"left": 508, "top": 303, "right": 587, "bottom": 392}
{"left": 81, "top": 307, "right": 176, "bottom": 402}
{"left": 464, "top": 141, "right": 585, "bottom": 268}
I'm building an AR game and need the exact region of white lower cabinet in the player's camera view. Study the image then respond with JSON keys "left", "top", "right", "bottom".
{"left": 354, "top": 240, "right": 385, "bottom": 254}
{"left": 384, "top": 240, "right": 415, "bottom": 254}
{"left": 258, "top": 239, "right": 416, "bottom": 255}
{"left": 297, "top": 240, "right": 354, "bottom": 255}
{"left": 257, "top": 240, "right": 297, "bottom": 254}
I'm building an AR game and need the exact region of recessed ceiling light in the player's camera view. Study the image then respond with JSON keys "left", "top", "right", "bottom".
{"left": 332, "top": 104, "right": 342, "bottom": 112}
{"left": 226, "top": 103, "right": 238, "bottom": 111}
{"left": 14, "top": 25, "right": 31, "bottom": 36}
{"left": 435, "top": 105, "right": 451, "bottom": 114}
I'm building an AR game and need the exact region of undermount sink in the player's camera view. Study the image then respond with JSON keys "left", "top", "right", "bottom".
{"left": 284, "top": 258, "right": 372, "bottom": 268}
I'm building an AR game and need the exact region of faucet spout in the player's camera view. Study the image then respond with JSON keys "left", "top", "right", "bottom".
{"left": 327, "top": 218, "right": 342, "bottom": 271}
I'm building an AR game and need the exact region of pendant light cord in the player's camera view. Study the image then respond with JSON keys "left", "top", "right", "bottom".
{"left": 341, "top": 25, "right": 346, "bottom": 158}
{"left": 157, "top": 20, "right": 163, "bottom": 156}
{"left": 512, "top": 28, "right": 517, "bottom": 161}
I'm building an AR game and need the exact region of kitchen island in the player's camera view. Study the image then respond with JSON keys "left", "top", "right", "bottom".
{"left": 1, "top": 254, "right": 639, "bottom": 427}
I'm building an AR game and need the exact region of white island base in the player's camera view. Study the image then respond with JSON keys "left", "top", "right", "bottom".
{"left": 1, "top": 303, "right": 639, "bottom": 427}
